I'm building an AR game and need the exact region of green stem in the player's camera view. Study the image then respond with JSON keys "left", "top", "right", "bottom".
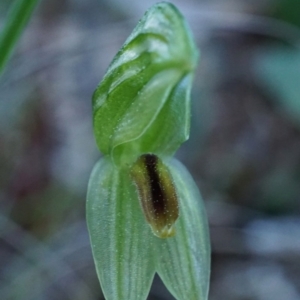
{"left": 0, "top": 0, "right": 40, "bottom": 74}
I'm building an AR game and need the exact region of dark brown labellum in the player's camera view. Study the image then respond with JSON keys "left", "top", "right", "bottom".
{"left": 131, "top": 153, "right": 179, "bottom": 238}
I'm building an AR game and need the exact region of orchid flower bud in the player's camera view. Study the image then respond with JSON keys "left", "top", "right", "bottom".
{"left": 87, "top": 2, "right": 211, "bottom": 300}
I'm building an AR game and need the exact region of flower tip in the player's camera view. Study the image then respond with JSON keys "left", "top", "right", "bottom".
{"left": 153, "top": 225, "right": 176, "bottom": 239}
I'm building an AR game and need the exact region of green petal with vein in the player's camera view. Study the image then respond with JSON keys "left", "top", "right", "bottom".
{"left": 92, "top": 2, "right": 198, "bottom": 164}
{"left": 86, "top": 158, "right": 156, "bottom": 300}
{"left": 156, "top": 158, "right": 211, "bottom": 300}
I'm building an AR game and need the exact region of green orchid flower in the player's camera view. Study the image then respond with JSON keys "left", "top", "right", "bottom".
{"left": 87, "top": 2, "right": 210, "bottom": 300}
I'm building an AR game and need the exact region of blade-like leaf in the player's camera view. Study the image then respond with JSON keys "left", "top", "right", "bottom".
{"left": 86, "top": 158, "right": 156, "bottom": 300}
{"left": 0, "top": 0, "right": 40, "bottom": 74}
{"left": 156, "top": 158, "right": 211, "bottom": 300}
{"left": 92, "top": 2, "right": 198, "bottom": 163}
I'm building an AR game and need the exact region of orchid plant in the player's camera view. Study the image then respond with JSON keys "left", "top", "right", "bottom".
{"left": 86, "top": 2, "right": 210, "bottom": 299}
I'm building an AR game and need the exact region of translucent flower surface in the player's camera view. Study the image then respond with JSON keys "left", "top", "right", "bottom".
{"left": 87, "top": 2, "right": 210, "bottom": 299}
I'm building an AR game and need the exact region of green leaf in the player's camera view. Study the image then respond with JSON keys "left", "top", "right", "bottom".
{"left": 156, "top": 158, "right": 211, "bottom": 300}
{"left": 92, "top": 2, "right": 198, "bottom": 165}
{"left": 86, "top": 158, "right": 156, "bottom": 300}
{"left": 0, "top": 0, "right": 40, "bottom": 74}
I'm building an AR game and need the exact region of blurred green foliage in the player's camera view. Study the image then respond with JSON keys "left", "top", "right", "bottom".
{"left": 273, "top": 0, "right": 300, "bottom": 28}
{"left": 255, "top": 48, "right": 300, "bottom": 128}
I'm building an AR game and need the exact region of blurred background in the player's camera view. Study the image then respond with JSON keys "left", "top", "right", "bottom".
{"left": 1, "top": 0, "right": 300, "bottom": 299}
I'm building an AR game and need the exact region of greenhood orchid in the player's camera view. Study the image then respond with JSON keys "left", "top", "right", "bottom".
{"left": 87, "top": 2, "right": 211, "bottom": 300}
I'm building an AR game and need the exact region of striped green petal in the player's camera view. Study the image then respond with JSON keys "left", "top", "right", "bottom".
{"left": 86, "top": 158, "right": 156, "bottom": 300}
{"left": 92, "top": 2, "right": 198, "bottom": 165}
{"left": 156, "top": 158, "right": 211, "bottom": 300}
